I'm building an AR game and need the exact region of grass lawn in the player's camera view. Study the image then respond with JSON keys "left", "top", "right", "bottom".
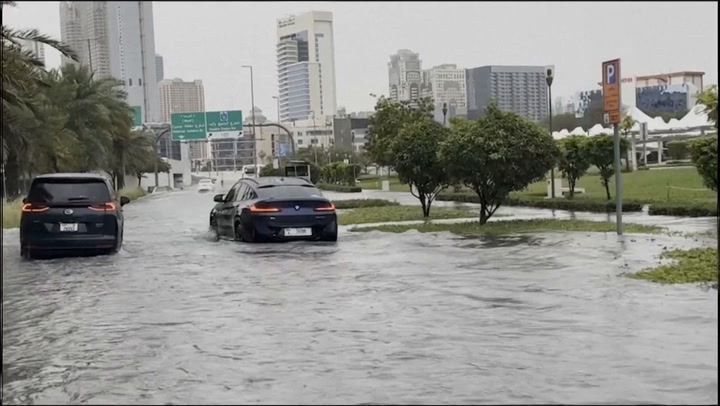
{"left": 628, "top": 248, "right": 718, "bottom": 284}
{"left": 513, "top": 167, "right": 715, "bottom": 205}
{"left": 1, "top": 187, "right": 146, "bottom": 229}
{"left": 351, "top": 218, "right": 662, "bottom": 234}
{"left": 360, "top": 168, "right": 715, "bottom": 206}
{"left": 338, "top": 205, "right": 475, "bottom": 225}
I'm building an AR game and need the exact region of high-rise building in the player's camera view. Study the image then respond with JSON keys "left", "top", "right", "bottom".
{"left": 17, "top": 39, "right": 46, "bottom": 66}
{"left": 155, "top": 54, "right": 164, "bottom": 83}
{"left": 388, "top": 49, "right": 428, "bottom": 107}
{"left": 158, "top": 78, "right": 207, "bottom": 161}
{"left": 276, "top": 11, "right": 337, "bottom": 122}
{"left": 554, "top": 96, "right": 565, "bottom": 115}
{"left": 466, "top": 65, "right": 548, "bottom": 122}
{"left": 423, "top": 64, "right": 467, "bottom": 121}
{"left": 59, "top": 1, "right": 160, "bottom": 122}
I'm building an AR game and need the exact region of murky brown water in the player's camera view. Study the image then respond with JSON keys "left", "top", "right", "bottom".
{"left": 2, "top": 190, "right": 717, "bottom": 404}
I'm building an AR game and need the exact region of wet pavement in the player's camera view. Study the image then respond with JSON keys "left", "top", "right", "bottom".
{"left": 2, "top": 189, "right": 718, "bottom": 405}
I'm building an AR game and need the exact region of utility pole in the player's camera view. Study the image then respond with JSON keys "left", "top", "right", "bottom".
{"left": 546, "top": 66, "right": 556, "bottom": 199}
{"left": 242, "top": 65, "right": 257, "bottom": 170}
{"left": 86, "top": 39, "right": 93, "bottom": 71}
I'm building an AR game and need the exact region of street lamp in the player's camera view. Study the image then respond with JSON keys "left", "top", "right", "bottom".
{"left": 546, "top": 65, "right": 556, "bottom": 199}
{"left": 442, "top": 102, "right": 448, "bottom": 127}
{"left": 241, "top": 65, "right": 257, "bottom": 170}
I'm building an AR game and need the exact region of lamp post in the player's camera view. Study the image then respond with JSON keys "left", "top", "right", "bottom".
{"left": 546, "top": 66, "right": 556, "bottom": 199}
{"left": 272, "top": 96, "right": 280, "bottom": 123}
{"left": 442, "top": 102, "right": 448, "bottom": 127}
{"left": 241, "top": 65, "right": 257, "bottom": 170}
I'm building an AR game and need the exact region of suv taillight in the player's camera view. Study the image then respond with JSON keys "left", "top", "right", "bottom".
{"left": 22, "top": 203, "right": 50, "bottom": 213}
{"left": 89, "top": 202, "right": 117, "bottom": 212}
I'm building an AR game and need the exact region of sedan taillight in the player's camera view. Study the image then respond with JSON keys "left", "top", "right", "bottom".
{"left": 314, "top": 203, "right": 336, "bottom": 212}
{"left": 249, "top": 205, "right": 281, "bottom": 213}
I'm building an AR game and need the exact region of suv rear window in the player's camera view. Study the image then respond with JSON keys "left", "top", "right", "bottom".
{"left": 27, "top": 179, "right": 112, "bottom": 204}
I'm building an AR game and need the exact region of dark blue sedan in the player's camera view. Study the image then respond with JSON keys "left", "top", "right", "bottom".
{"left": 212, "top": 177, "right": 337, "bottom": 242}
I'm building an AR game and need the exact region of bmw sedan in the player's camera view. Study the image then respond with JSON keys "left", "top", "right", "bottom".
{"left": 212, "top": 177, "right": 337, "bottom": 242}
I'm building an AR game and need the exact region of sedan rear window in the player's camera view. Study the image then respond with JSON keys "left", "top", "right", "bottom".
{"left": 259, "top": 185, "right": 323, "bottom": 199}
{"left": 27, "top": 179, "right": 112, "bottom": 203}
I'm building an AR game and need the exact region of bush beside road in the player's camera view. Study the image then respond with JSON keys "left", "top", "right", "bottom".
{"left": 628, "top": 248, "right": 718, "bottom": 285}
{"left": 337, "top": 205, "right": 475, "bottom": 225}
{"left": 2, "top": 187, "right": 146, "bottom": 229}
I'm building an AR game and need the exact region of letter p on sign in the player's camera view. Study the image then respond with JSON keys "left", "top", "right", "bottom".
{"left": 606, "top": 64, "right": 616, "bottom": 85}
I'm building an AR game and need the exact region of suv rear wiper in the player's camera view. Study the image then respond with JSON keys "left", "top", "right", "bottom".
{"left": 67, "top": 196, "right": 90, "bottom": 201}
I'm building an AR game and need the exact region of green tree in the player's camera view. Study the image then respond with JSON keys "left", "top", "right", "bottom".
{"left": 260, "top": 163, "right": 282, "bottom": 177}
{"left": 134, "top": 156, "right": 171, "bottom": 188}
{"left": 689, "top": 136, "right": 718, "bottom": 191}
{"left": 620, "top": 115, "right": 636, "bottom": 171}
{"left": 696, "top": 85, "right": 718, "bottom": 129}
{"left": 557, "top": 135, "right": 591, "bottom": 199}
{"left": 365, "top": 95, "right": 433, "bottom": 167}
{"left": 441, "top": 104, "right": 560, "bottom": 224}
{"left": 390, "top": 118, "right": 450, "bottom": 217}
{"left": 587, "top": 134, "right": 629, "bottom": 200}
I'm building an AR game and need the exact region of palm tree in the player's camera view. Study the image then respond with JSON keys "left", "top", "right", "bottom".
{"left": 696, "top": 85, "right": 718, "bottom": 129}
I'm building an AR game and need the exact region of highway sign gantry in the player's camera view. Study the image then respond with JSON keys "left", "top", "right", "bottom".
{"left": 170, "top": 110, "right": 244, "bottom": 141}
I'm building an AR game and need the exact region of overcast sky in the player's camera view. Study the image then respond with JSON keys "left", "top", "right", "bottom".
{"left": 4, "top": 1, "right": 718, "bottom": 118}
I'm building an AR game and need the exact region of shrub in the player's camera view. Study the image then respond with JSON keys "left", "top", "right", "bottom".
{"left": 648, "top": 203, "right": 717, "bottom": 217}
{"left": 689, "top": 136, "right": 718, "bottom": 191}
{"left": 435, "top": 192, "right": 644, "bottom": 213}
{"left": 332, "top": 199, "right": 399, "bottom": 209}
{"left": 318, "top": 183, "right": 362, "bottom": 193}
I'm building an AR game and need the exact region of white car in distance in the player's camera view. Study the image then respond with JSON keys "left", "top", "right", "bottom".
{"left": 197, "top": 179, "right": 215, "bottom": 193}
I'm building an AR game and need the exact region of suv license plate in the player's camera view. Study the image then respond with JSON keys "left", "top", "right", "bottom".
{"left": 60, "top": 223, "right": 79, "bottom": 232}
{"left": 284, "top": 228, "right": 312, "bottom": 237}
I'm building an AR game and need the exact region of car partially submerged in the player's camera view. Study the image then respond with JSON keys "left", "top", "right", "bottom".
{"left": 210, "top": 176, "right": 337, "bottom": 242}
{"left": 19, "top": 173, "right": 131, "bottom": 258}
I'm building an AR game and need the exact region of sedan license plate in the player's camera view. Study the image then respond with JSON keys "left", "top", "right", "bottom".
{"left": 60, "top": 223, "right": 79, "bottom": 232}
{"left": 284, "top": 227, "right": 312, "bottom": 237}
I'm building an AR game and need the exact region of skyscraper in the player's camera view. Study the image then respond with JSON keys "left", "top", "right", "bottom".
{"left": 423, "top": 64, "right": 467, "bottom": 121}
{"left": 59, "top": 1, "right": 160, "bottom": 122}
{"left": 155, "top": 54, "right": 164, "bottom": 83}
{"left": 388, "top": 49, "right": 429, "bottom": 107}
{"left": 466, "top": 65, "right": 549, "bottom": 122}
{"left": 276, "top": 11, "right": 337, "bottom": 122}
{"left": 158, "top": 78, "right": 208, "bottom": 162}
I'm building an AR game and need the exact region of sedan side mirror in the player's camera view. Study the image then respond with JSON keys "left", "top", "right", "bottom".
{"left": 120, "top": 196, "right": 131, "bottom": 206}
{"left": 213, "top": 194, "right": 225, "bottom": 203}
{"left": 22, "top": 197, "right": 28, "bottom": 204}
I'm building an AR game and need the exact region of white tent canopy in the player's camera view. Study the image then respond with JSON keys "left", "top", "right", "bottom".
{"left": 570, "top": 126, "right": 586, "bottom": 136}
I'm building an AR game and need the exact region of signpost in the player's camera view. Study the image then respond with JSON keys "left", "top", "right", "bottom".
{"left": 602, "top": 58, "right": 623, "bottom": 235}
{"left": 206, "top": 110, "right": 243, "bottom": 139}
{"left": 171, "top": 112, "right": 208, "bottom": 141}
{"left": 131, "top": 106, "right": 143, "bottom": 129}
{"left": 170, "top": 111, "right": 243, "bottom": 141}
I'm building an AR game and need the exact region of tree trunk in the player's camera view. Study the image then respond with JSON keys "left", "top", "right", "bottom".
{"left": 604, "top": 179, "right": 611, "bottom": 200}
{"left": 479, "top": 202, "right": 489, "bottom": 225}
{"left": 4, "top": 150, "right": 21, "bottom": 200}
{"left": 424, "top": 196, "right": 433, "bottom": 217}
{"left": 419, "top": 193, "right": 428, "bottom": 218}
{"left": 137, "top": 173, "right": 143, "bottom": 188}
{"left": 568, "top": 177, "right": 575, "bottom": 199}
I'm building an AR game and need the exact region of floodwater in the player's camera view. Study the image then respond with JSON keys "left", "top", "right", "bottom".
{"left": 2, "top": 189, "right": 717, "bottom": 405}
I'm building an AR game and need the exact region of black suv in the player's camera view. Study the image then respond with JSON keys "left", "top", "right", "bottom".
{"left": 20, "top": 173, "right": 131, "bottom": 259}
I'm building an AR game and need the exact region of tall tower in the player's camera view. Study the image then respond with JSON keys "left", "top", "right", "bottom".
{"left": 59, "top": 1, "right": 160, "bottom": 122}
{"left": 276, "top": 11, "right": 337, "bottom": 122}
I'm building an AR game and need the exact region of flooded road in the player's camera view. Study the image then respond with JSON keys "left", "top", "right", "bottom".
{"left": 3, "top": 190, "right": 717, "bottom": 404}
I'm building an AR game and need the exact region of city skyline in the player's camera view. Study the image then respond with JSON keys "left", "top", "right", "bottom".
{"left": 5, "top": 1, "right": 718, "bottom": 120}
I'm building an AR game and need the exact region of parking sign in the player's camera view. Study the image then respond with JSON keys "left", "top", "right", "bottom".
{"left": 602, "top": 59, "right": 621, "bottom": 123}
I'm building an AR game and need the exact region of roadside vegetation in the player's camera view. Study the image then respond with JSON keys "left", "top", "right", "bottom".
{"left": 2, "top": 187, "right": 146, "bottom": 229}
{"left": 332, "top": 199, "right": 399, "bottom": 209}
{"left": 628, "top": 248, "right": 718, "bottom": 285}
{"left": 351, "top": 219, "right": 662, "bottom": 235}
{"left": 2, "top": 2, "right": 169, "bottom": 201}
{"left": 337, "top": 205, "right": 474, "bottom": 226}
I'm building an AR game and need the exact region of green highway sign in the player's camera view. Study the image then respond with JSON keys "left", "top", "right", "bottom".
{"left": 130, "top": 106, "right": 143, "bottom": 128}
{"left": 171, "top": 112, "right": 207, "bottom": 141}
{"left": 206, "top": 110, "right": 243, "bottom": 139}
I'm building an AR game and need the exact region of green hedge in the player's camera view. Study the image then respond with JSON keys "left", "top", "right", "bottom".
{"left": 318, "top": 183, "right": 363, "bottom": 193}
{"left": 648, "top": 203, "right": 718, "bottom": 217}
{"left": 332, "top": 199, "right": 399, "bottom": 209}
{"left": 436, "top": 192, "right": 644, "bottom": 213}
